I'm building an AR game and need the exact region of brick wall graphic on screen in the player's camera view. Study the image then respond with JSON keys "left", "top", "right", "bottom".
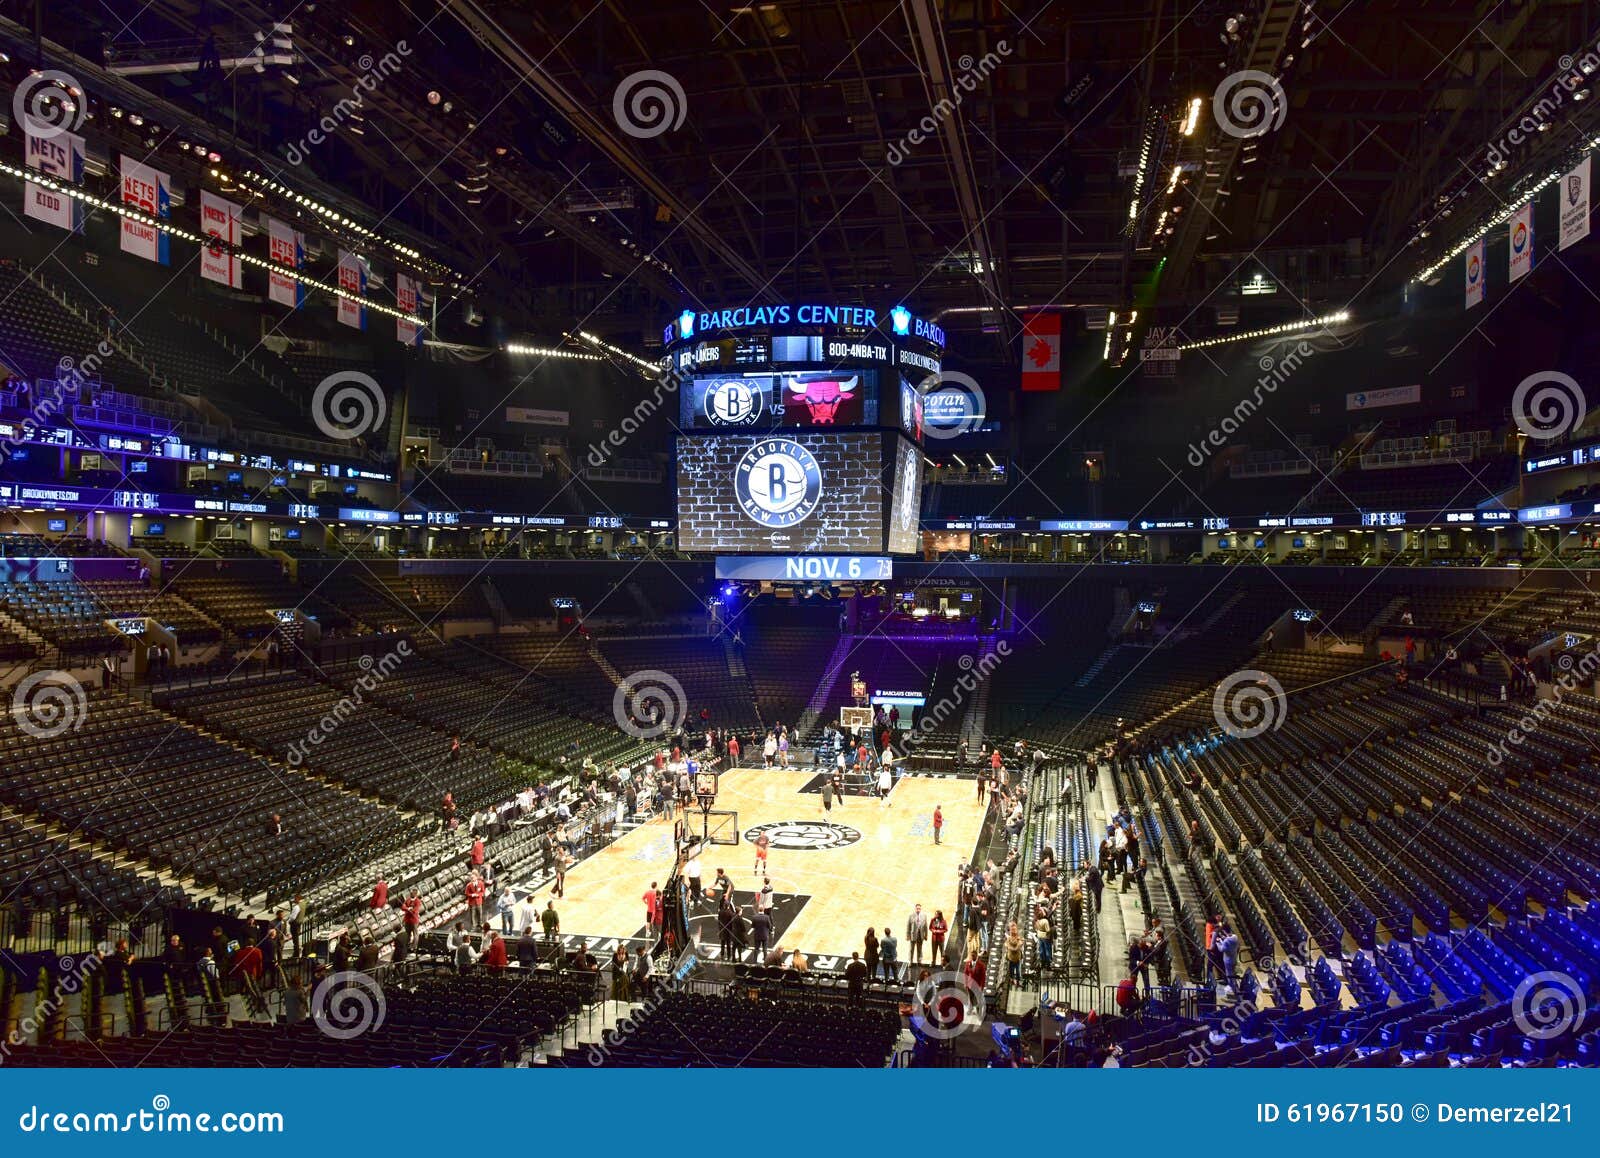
{"left": 677, "top": 431, "right": 884, "bottom": 553}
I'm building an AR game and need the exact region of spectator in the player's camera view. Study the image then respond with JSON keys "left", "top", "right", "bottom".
{"left": 1218, "top": 925, "right": 1240, "bottom": 983}
{"left": 906, "top": 904, "right": 930, "bottom": 965}
{"left": 632, "top": 947, "right": 654, "bottom": 1000}
{"left": 878, "top": 926, "right": 898, "bottom": 982}
{"left": 452, "top": 925, "right": 478, "bottom": 973}
{"left": 962, "top": 949, "right": 987, "bottom": 993}
{"left": 845, "top": 951, "right": 868, "bottom": 1006}
{"left": 464, "top": 871, "right": 486, "bottom": 928}
{"left": 474, "top": 931, "right": 504, "bottom": 973}
{"left": 929, "top": 910, "right": 948, "bottom": 962}
{"left": 1004, "top": 921, "right": 1024, "bottom": 983}
{"left": 751, "top": 907, "right": 772, "bottom": 959}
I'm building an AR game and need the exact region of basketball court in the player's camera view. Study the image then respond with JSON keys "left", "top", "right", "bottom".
{"left": 525, "top": 767, "right": 985, "bottom": 964}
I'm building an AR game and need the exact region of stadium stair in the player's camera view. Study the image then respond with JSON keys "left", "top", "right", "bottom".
{"left": 958, "top": 668, "right": 990, "bottom": 755}
{"left": 24, "top": 263, "right": 161, "bottom": 386}
{"left": 721, "top": 635, "right": 746, "bottom": 679}
{"left": 1074, "top": 645, "right": 1123, "bottom": 687}
{"left": 795, "top": 635, "right": 854, "bottom": 737}
{"left": 587, "top": 641, "right": 628, "bottom": 689}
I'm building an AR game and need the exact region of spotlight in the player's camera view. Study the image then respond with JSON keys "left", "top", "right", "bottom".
{"left": 426, "top": 90, "right": 442, "bottom": 105}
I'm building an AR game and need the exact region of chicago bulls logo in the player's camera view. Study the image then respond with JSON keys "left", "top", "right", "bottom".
{"left": 787, "top": 374, "right": 859, "bottom": 424}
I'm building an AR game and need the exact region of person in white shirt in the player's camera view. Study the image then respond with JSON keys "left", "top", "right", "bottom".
{"left": 685, "top": 855, "right": 704, "bottom": 908}
{"left": 877, "top": 765, "right": 893, "bottom": 806}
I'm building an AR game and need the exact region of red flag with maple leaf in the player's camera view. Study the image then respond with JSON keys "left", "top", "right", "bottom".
{"left": 1020, "top": 312, "right": 1061, "bottom": 391}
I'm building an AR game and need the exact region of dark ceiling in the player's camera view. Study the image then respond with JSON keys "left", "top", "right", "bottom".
{"left": 6, "top": 0, "right": 1599, "bottom": 361}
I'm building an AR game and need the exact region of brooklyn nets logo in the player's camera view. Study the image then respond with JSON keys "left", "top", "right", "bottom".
{"left": 704, "top": 378, "right": 765, "bottom": 426}
{"left": 744, "top": 820, "right": 861, "bottom": 851}
{"left": 734, "top": 438, "right": 823, "bottom": 528}
{"left": 897, "top": 452, "right": 919, "bottom": 532}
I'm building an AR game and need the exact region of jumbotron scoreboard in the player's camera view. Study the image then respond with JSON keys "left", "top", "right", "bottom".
{"left": 668, "top": 301, "right": 944, "bottom": 561}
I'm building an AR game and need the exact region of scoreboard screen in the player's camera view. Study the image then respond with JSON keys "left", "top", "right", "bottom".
{"left": 887, "top": 436, "right": 922, "bottom": 554}
{"left": 894, "top": 374, "right": 925, "bottom": 442}
{"left": 679, "top": 371, "right": 879, "bottom": 431}
{"left": 677, "top": 431, "right": 885, "bottom": 553}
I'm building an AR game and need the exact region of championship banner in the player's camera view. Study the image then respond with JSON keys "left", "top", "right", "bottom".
{"left": 199, "top": 190, "right": 244, "bottom": 288}
{"left": 336, "top": 249, "right": 366, "bottom": 330}
{"left": 265, "top": 216, "right": 305, "bottom": 308}
{"left": 1464, "top": 238, "right": 1485, "bottom": 309}
{"left": 23, "top": 122, "right": 85, "bottom": 232}
{"left": 1559, "top": 154, "right": 1591, "bottom": 251}
{"left": 1020, "top": 311, "right": 1061, "bottom": 391}
{"left": 1508, "top": 200, "right": 1534, "bottom": 283}
{"left": 119, "top": 155, "right": 170, "bottom": 265}
{"left": 396, "top": 272, "right": 422, "bottom": 345}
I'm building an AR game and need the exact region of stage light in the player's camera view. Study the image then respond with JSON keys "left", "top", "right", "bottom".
{"left": 1181, "top": 97, "right": 1201, "bottom": 136}
{"left": 427, "top": 90, "right": 442, "bottom": 105}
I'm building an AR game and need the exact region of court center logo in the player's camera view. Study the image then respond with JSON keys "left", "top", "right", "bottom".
{"left": 734, "top": 437, "right": 823, "bottom": 528}
{"left": 704, "top": 378, "right": 765, "bottom": 426}
{"left": 743, "top": 820, "right": 861, "bottom": 851}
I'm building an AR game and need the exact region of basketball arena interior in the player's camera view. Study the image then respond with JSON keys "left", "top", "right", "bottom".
{"left": 0, "top": 0, "right": 1597, "bottom": 1077}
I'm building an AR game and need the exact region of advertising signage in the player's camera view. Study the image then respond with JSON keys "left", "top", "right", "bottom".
{"left": 667, "top": 303, "right": 946, "bottom": 349}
